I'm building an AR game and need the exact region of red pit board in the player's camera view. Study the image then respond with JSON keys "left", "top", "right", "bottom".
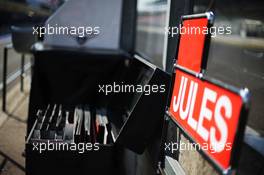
{"left": 177, "top": 17, "right": 209, "bottom": 73}
{"left": 168, "top": 12, "right": 249, "bottom": 173}
{"left": 169, "top": 69, "right": 245, "bottom": 170}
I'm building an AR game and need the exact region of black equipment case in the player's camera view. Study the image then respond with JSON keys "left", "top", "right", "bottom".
{"left": 25, "top": 0, "right": 171, "bottom": 174}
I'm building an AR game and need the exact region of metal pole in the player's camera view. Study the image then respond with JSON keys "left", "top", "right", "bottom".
{"left": 30, "top": 56, "right": 34, "bottom": 78}
{"left": 20, "top": 54, "right": 25, "bottom": 92}
{"left": 2, "top": 47, "right": 8, "bottom": 112}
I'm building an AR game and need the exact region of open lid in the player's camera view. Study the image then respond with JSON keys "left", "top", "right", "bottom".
{"left": 109, "top": 55, "right": 170, "bottom": 154}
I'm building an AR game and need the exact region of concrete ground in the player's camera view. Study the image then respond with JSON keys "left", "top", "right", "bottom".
{"left": 0, "top": 76, "right": 30, "bottom": 175}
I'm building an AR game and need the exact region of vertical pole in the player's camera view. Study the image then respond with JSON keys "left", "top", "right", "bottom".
{"left": 2, "top": 47, "right": 8, "bottom": 112}
{"left": 30, "top": 56, "right": 34, "bottom": 78}
{"left": 20, "top": 54, "right": 25, "bottom": 92}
